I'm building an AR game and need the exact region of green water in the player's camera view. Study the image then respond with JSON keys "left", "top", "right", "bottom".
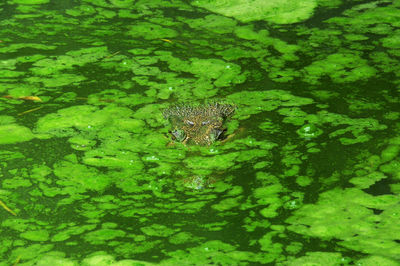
{"left": 0, "top": 0, "right": 399, "bottom": 265}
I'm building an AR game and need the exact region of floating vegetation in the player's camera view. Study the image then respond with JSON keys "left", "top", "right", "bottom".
{"left": 0, "top": 0, "right": 399, "bottom": 264}
{"left": 0, "top": 200, "right": 17, "bottom": 216}
{"left": 163, "top": 103, "right": 236, "bottom": 145}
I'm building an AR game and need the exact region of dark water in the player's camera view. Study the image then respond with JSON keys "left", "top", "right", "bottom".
{"left": 0, "top": 0, "right": 399, "bottom": 265}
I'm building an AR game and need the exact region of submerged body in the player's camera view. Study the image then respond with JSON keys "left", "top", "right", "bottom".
{"left": 163, "top": 103, "right": 235, "bottom": 145}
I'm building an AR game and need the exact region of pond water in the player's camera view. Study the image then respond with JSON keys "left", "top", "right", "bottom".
{"left": 1, "top": 0, "right": 399, "bottom": 265}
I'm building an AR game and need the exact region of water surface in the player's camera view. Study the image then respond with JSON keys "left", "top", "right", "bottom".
{"left": 0, "top": 0, "right": 399, "bottom": 265}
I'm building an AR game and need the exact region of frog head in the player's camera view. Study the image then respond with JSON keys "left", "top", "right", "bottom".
{"left": 163, "top": 103, "right": 235, "bottom": 145}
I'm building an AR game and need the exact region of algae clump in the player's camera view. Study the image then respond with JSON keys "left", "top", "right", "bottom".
{"left": 0, "top": 124, "right": 35, "bottom": 144}
{"left": 192, "top": 0, "right": 317, "bottom": 24}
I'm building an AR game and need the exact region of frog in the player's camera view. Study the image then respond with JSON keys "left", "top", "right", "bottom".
{"left": 162, "top": 103, "right": 236, "bottom": 146}
{"left": 162, "top": 103, "right": 237, "bottom": 189}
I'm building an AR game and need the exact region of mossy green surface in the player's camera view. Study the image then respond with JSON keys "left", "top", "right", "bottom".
{"left": 12, "top": 0, "right": 50, "bottom": 4}
{"left": 0, "top": 0, "right": 399, "bottom": 265}
{"left": 0, "top": 124, "right": 35, "bottom": 144}
{"left": 192, "top": 0, "right": 317, "bottom": 24}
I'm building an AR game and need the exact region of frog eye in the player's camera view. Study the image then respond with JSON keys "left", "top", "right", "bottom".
{"left": 201, "top": 121, "right": 210, "bottom": 126}
{"left": 210, "top": 129, "right": 223, "bottom": 141}
{"left": 186, "top": 120, "right": 195, "bottom": 126}
{"left": 172, "top": 129, "right": 186, "bottom": 142}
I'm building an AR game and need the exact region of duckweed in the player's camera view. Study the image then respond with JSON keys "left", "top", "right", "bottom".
{"left": 193, "top": 0, "right": 317, "bottom": 24}
{"left": 0, "top": 124, "right": 35, "bottom": 144}
{"left": 0, "top": 0, "right": 399, "bottom": 265}
{"left": 20, "top": 230, "right": 49, "bottom": 242}
{"left": 296, "top": 124, "right": 323, "bottom": 138}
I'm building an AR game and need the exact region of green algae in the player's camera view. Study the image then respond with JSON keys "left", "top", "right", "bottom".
{"left": 169, "top": 232, "right": 200, "bottom": 245}
{"left": 286, "top": 188, "right": 400, "bottom": 260}
{"left": 303, "top": 51, "right": 377, "bottom": 84}
{"left": 226, "top": 90, "right": 314, "bottom": 119}
{"left": 349, "top": 171, "right": 386, "bottom": 189}
{"left": 381, "top": 144, "right": 400, "bottom": 163}
{"left": 296, "top": 124, "right": 323, "bottom": 138}
{"left": 141, "top": 224, "right": 176, "bottom": 237}
{"left": 0, "top": 0, "right": 399, "bottom": 265}
{"left": 34, "top": 255, "right": 77, "bottom": 266}
{"left": 127, "top": 22, "right": 177, "bottom": 40}
{"left": 184, "top": 15, "right": 237, "bottom": 34}
{"left": 54, "top": 160, "right": 112, "bottom": 192}
{"left": 355, "top": 256, "right": 400, "bottom": 266}
{"left": 31, "top": 47, "right": 109, "bottom": 75}
{"left": 12, "top": 0, "right": 50, "bottom": 4}
{"left": 0, "top": 116, "right": 16, "bottom": 125}
{"left": 285, "top": 252, "right": 345, "bottom": 265}
{"left": 35, "top": 105, "right": 137, "bottom": 137}
{"left": 109, "top": 0, "right": 135, "bottom": 8}
{"left": 0, "top": 150, "right": 24, "bottom": 161}
{"left": 83, "top": 149, "right": 144, "bottom": 170}
{"left": 81, "top": 253, "right": 156, "bottom": 266}
{"left": 161, "top": 240, "right": 272, "bottom": 265}
{"left": 0, "top": 43, "right": 56, "bottom": 53}
{"left": 3, "top": 176, "right": 31, "bottom": 189}
{"left": 68, "top": 136, "right": 96, "bottom": 151}
{"left": 0, "top": 124, "right": 35, "bottom": 144}
{"left": 84, "top": 229, "right": 126, "bottom": 244}
{"left": 66, "top": 5, "right": 97, "bottom": 17}
{"left": 9, "top": 244, "right": 54, "bottom": 262}
{"left": 51, "top": 225, "right": 96, "bottom": 242}
{"left": 26, "top": 73, "right": 87, "bottom": 87}
{"left": 155, "top": 56, "right": 246, "bottom": 89}
{"left": 20, "top": 230, "right": 49, "bottom": 242}
{"left": 212, "top": 196, "right": 242, "bottom": 211}
{"left": 192, "top": 0, "right": 317, "bottom": 24}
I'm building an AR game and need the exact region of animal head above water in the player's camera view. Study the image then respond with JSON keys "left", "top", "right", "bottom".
{"left": 163, "top": 103, "right": 235, "bottom": 145}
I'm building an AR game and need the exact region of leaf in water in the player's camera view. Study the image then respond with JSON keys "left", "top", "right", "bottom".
{"left": 18, "top": 106, "right": 43, "bottom": 116}
{"left": 0, "top": 200, "right": 17, "bottom": 216}
{"left": 3, "top": 95, "right": 42, "bottom": 102}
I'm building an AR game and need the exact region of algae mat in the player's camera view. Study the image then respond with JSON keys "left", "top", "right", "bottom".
{"left": 0, "top": 0, "right": 399, "bottom": 265}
